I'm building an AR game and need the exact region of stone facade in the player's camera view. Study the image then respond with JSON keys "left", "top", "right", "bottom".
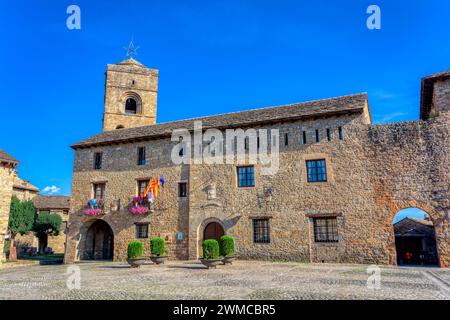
{"left": 0, "top": 150, "right": 19, "bottom": 263}
{"left": 65, "top": 59, "right": 449, "bottom": 267}
{"left": 12, "top": 176, "right": 39, "bottom": 201}
{"left": 102, "top": 57, "right": 158, "bottom": 131}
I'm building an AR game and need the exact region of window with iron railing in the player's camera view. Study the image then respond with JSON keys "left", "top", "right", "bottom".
{"left": 313, "top": 217, "right": 338, "bottom": 243}
{"left": 253, "top": 219, "right": 270, "bottom": 243}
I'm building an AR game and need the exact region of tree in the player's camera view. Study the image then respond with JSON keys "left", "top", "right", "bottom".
{"left": 8, "top": 196, "right": 36, "bottom": 261}
{"left": 33, "top": 212, "right": 62, "bottom": 254}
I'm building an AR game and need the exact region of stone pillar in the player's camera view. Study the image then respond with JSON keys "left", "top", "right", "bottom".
{"left": 0, "top": 164, "right": 16, "bottom": 262}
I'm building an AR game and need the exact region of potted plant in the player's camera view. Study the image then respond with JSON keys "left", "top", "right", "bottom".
{"left": 149, "top": 236, "right": 167, "bottom": 264}
{"left": 199, "top": 239, "right": 222, "bottom": 269}
{"left": 127, "top": 241, "right": 146, "bottom": 268}
{"left": 220, "top": 235, "right": 236, "bottom": 265}
{"left": 83, "top": 199, "right": 104, "bottom": 216}
{"left": 129, "top": 196, "right": 149, "bottom": 215}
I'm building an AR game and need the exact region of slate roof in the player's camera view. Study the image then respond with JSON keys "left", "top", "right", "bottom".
{"left": 72, "top": 93, "right": 368, "bottom": 149}
{"left": 420, "top": 69, "right": 450, "bottom": 120}
{"left": 115, "top": 57, "right": 145, "bottom": 67}
{"left": 33, "top": 195, "right": 71, "bottom": 210}
{"left": 0, "top": 149, "right": 19, "bottom": 164}
{"left": 13, "top": 177, "right": 39, "bottom": 192}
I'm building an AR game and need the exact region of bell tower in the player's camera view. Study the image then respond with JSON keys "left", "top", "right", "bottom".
{"left": 102, "top": 57, "right": 158, "bottom": 131}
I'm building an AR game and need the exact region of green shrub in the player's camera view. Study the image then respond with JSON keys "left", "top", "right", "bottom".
{"left": 219, "top": 235, "right": 235, "bottom": 257}
{"left": 202, "top": 239, "right": 219, "bottom": 260}
{"left": 127, "top": 241, "right": 144, "bottom": 259}
{"left": 150, "top": 237, "right": 166, "bottom": 257}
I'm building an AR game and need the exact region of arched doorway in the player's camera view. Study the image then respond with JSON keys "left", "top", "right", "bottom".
{"left": 393, "top": 208, "right": 439, "bottom": 266}
{"left": 85, "top": 220, "right": 114, "bottom": 260}
{"left": 203, "top": 222, "right": 225, "bottom": 242}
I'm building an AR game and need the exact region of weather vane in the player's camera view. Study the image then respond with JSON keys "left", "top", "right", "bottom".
{"left": 124, "top": 38, "right": 139, "bottom": 57}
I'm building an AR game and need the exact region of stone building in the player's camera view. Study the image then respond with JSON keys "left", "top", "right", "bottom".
{"left": 0, "top": 149, "right": 19, "bottom": 262}
{"left": 12, "top": 176, "right": 39, "bottom": 201}
{"left": 15, "top": 195, "right": 71, "bottom": 255}
{"left": 64, "top": 57, "right": 449, "bottom": 267}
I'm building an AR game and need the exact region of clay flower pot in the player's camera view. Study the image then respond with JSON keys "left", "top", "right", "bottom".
{"left": 199, "top": 258, "right": 222, "bottom": 269}
{"left": 221, "top": 256, "right": 236, "bottom": 265}
{"left": 150, "top": 256, "right": 167, "bottom": 265}
{"left": 127, "top": 258, "right": 146, "bottom": 268}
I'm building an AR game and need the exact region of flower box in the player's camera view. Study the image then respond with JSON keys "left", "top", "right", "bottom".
{"left": 83, "top": 198, "right": 104, "bottom": 216}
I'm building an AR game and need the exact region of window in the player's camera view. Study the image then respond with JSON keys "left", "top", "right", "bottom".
{"left": 306, "top": 159, "right": 327, "bottom": 182}
{"left": 313, "top": 218, "right": 338, "bottom": 242}
{"left": 338, "top": 127, "right": 344, "bottom": 140}
{"left": 315, "top": 129, "right": 320, "bottom": 142}
{"left": 93, "top": 183, "right": 105, "bottom": 200}
{"left": 302, "top": 131, "right": 307, "bottom": 144}
{"left": 284, "top": 133, "right": 289, "bottom": 146}
{"left": 178, "top": 182, "right": 187, "bottom": 197}
{"left": 327, "top": 128, "right": 331, "bottom": 141}
{"left": 125, "top": 98, "right": 137, "bottom": 114}
{"left": 137, "top": 180, "right": 149, "bottom": 197}
{"left": 137, "top": 147, "right": 146, "bottom": 165}
{"left": 94, "top": 152, "right": 102, "bottom": 170}
{"left": 237, "top": 166, "right": 255, "bottom": 187}
{"left": 253, "top": 219, "right": 270, "bottom": 243}
{"left": 135, "top": 223, "right": 149, "bottom": 239}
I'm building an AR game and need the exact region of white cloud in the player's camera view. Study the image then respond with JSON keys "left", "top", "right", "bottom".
{"left": 42, "top": 185, "right": 61, "bottom": 194}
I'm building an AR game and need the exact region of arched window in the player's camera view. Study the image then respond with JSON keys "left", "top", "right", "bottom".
{"left": 125, "top": 98, "right": 137, "bottom": 114}
{"left": 116, "top": 125, "right": 124, "bottom": 129}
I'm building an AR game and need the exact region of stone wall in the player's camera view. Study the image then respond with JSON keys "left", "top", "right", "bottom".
{"left": 65, "top": 78, "right": 449, "bottom": 267}
{"left": 0, "top": 165, "right": 15, "bottom": 262}
{"left": 102, "top": 59, "right": 158, "bottom": 131}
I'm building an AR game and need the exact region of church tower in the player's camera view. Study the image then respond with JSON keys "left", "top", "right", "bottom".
{"left": 102, "top": 57, "right": 158, "bottom": 131}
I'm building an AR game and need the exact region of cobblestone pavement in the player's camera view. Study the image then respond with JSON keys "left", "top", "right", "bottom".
{"left": 0, "top": 261, "right": 449, "bottom": 300}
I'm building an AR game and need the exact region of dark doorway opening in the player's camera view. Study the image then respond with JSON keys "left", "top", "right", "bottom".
{"left": 393, "top": 209, "right": 439, "bottom": 266}
{"left": 85, "top": 220, "right": 114, "bottom": 260}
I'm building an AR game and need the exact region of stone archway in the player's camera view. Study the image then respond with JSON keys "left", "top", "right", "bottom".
{"left": 196, "top": 218, "right": 226, "bottom": 258}
{"left": 83, "top": 219, "right": 114, "bottom": 260}
{"left": 388, "top": 204, "right": 447, "bottom": 267}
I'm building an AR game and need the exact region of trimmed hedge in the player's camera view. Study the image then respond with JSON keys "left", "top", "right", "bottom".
{"left": 150, "top": 237, "right": 166, "bottom": 257}
{"left": 127, "top": 241, "right": 144, "bottom": 259}
{"left": 219, "top": 235, "right": 235, "bottom": 257}
{"left": 202, "top": 239, "right": 219, "bottom": 260}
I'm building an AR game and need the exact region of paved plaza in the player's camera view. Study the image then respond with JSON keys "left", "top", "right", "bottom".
{"left": 0, "top": 261, "right": 449, "bottom": 300}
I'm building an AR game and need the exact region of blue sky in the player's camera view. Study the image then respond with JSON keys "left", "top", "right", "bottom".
{"left": 0, "top": 1, "right": 448, "bottom": 221}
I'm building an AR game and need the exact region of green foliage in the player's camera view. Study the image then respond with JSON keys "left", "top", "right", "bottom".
{"left": 33, "top": 212, "right": 62, "bottom": 238}
{"left": 3, "top": 239, "right": 10, "bottom": 258}
{"left": 219, "top": 235, "right": 235, "bottom": 257}
{"left": 127, "top": 241, "right": 144, "bottom": 259}
{"left": 8, "top": 196, "right": 35, "bottom": 237}
{"left": 202, "top": 239, "right": 219, "bottom": 260}
{"left": 150, "top": 237, "right": 165, "bottom": 257}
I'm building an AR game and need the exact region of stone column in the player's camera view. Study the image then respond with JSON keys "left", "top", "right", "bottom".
{"left": 0, "top": 164, "right": 15, "bottom": 262}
